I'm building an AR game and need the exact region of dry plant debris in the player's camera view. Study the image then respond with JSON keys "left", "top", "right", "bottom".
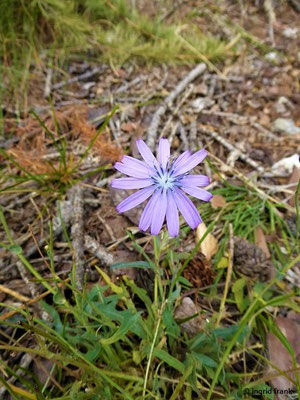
{"left": 267, "top": 317, "right": 300, "bottom": 398}
{"left": 0, "top": 1, "right": 300, "bottom": 398}
{"left": 195, "top": 222, "right": 218, "bottom": 262}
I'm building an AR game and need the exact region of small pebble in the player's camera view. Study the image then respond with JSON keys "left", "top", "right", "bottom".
{"left": 273, "top": 118, "right": 300, "bottom": 135}
{"left": 283, "top": 27, "right": 298, "bottom": 40}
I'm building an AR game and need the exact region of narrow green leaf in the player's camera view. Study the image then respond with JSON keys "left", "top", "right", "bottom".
{"left": 152, "top": 348, "right": 185, "bottom": 373}
{"left": 232, "top": 278, "right": 246, "bottom": 312}
{"left": 110, "top": 261, "right": 151, "bottom": 269}
{"left": 101, "top": 312, "right": 141, "bottom": 345}
{"left": 8, "top": 244, "right": 23, "bottom": 254}
{"left": 192, "top": 352, "right": 217, "bottom": 368}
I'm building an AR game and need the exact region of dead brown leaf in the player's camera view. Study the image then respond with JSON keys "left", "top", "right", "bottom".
{"left": 211, "top": 194, "right": 226, "bottom": 209}
{"left": 175, "top": 297, "right": 204, "bottom": 336}
{"left": 195, "top": 222, "right": 218, "bottom": 261}
{"left": 256, "top": 226, "right": 271, "bottom": 259}
{"left": 267, "top": 317, "right": 300, "bottom": 398}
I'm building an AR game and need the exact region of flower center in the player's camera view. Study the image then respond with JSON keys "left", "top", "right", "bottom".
{"left": 153, "top": 169, "right": 175, "bottom": 189}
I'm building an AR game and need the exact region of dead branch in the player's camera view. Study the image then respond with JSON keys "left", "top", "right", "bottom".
{"left": 0, "top": 353, "right": 33, "bottom": 398}
{"left": 159, "top": 85, "right": 194, "bottom": 139}
{"left": 84, "top": 235, "right": 114, "bottom": 266}
{"left": 44, "top": 68, "right": 53, "bottom": 98}
{"left": 52, "top": 66, "right": 105, "bottom": 90}
{"left": 201, "top": 127, "right": 265, "bottom": 173}
{"left": 189, "top": 120, "right": 198, "bottom": 151}
{"left": 70, "top": 185, "right": 85, "bottom": 290}
{"left": 147, "top": 63, "right": 206, "bottom": 150}
{"left": 264, "top": 0, "right": 276, "bottom": 45}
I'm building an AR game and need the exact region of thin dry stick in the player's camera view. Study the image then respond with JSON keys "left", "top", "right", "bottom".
{"left": 71, "top": 185, "right": 85, "bottom": 290}
{"left": 147, "top": 63, "right": 206, "bottom": 150}
{"left": 16, "top": 261, "right": 39, "bottom": 298}
{"left": 178, "top": 122, "right": 189, "bottom": 150}
{"left": 0, "top": 284, "right": 30, "bottom": 303}
{"left": 97, "top": 213, "right": 116, "bottom": 241}
{"left": 209, "top": 152, "right": 296, "bottom": 214}
{"left": 159, "top": 85, "right": 194, "bottom": 139}
{"left": 168, "top": 122, "right": 179, "bottom": 148}
{"left": 0, "top": 353, "right": 33, "bottom": 398}
{"left": 201, "top": 128, "right": 265, "bottom": 173}
{"left": 217, "top": 223, "right": 234, "bottom": 326}
{"left": 0, "top": 279, "right": 70, "bottom": 322}
{"left": 189, "top": 120, "right": 198, "bottom": 151}
{"left": 84, "top": 235, "right": 114, "bottom": 266}
{"left": 201, "top": 109, "right": 248, "bottom": 122}
{"left": 52, "top": 66, "right": 104, "bottom": 90}
{"left": 44, "top": 68, "right": 53, "bottom": 98}
{"left": 114, "top": 75, "right": 146, "bottom": 94}
{"left": 251, "top": 122, "right": 278, "bottom": 140}
{"left": 264, "top": 0, "right": 276, "bottom": 45}
{"left": 109, "top": 119, "right": 121, "bottom": 148}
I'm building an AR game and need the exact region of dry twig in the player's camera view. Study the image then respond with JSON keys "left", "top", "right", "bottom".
{"left": 52, "top": 66, "right": 104, "bottom": 90}
{"left": 70, "top": 185, "right": 85, "bottom": 290}
{"left": 44, "top": 68, "right": 53, "bottom": 98}
{"left": 159, "top": 85, "right": 194, "bottom": 139}
{"left": 0, "top": 353, "right": 33, "bottom": 398}
{"left": 0, "top": 283, "right": 30, "bottom": 302}
{"left": 147, "top": 63, "right": 206, "bottom": 150}
{"left": 201, "top": 127, "right": 265, "bottom": 173}
{"left": 84, "top": 235, "right": 114, "bottom": 266}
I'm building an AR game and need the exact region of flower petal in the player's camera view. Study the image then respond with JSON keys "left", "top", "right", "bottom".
{"left": 111, "top": 177, "right": 153, "bottom": 190}
{"left": 116, "top": 186, "right": 155, "bottom": 213}
{"left": 173, "top": 188, "right": 202, "bottom": 229}
{"left": 173, "top": 149, "right": 207, "bottom": 176}
{"left": 114, "top": 162, "right": 149, "bottom": 178}
{"left": 158, "top": 138, "right": 170, "bottom": 170}
{"left": 139, "top": 190, "right": 160, "bottom": 231}
{"left": 181, "top": 186, "right": 213, "bottom": 202}
{"left": 166, "top": 190, "right": 179, "bottom": 237}
{"left": 122, "top": 155, "right": 155, "bottom": 173}
{"left": 114, "top": 155, "right": 153, "bottom": 179}
{"left": 136, "top": 139, "right": 159, "bottom": 168}
{"left": 172, "top": 150, "right": 191, "bottom": 170}
{"left": 151, "top": 189, "right": 167, "bottom": 235}
{"left": 180, "top": 175, "right": 210, "bottom": 187}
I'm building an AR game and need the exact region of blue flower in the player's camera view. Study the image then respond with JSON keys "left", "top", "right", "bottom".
{"left": 111, "top": 138, "right": 212, "bottom": 237}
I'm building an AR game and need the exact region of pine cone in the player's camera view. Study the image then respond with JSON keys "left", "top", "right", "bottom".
{"left": 233, "top": 237, "right": 275, "bottom": 282}
{"left": 184, "top": 254, "right": 215, "bottom": 288}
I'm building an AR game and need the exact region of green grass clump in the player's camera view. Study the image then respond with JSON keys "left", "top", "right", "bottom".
{"left": 0, "top": 144, "right": 299, "bottom": 398}
{"left": 1, "top": 111, "right": 299, "bottom": 398}
{"left": 0, "top": 210, "right": 299, "bottom": 399}
{"left": 0, "top": 0, "right": 232, "bottom": 105}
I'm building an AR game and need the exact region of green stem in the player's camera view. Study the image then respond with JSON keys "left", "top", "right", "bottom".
{"left": 207, "top": 252, "right": 300, "bottom": 399}
{"left": 143, "top": 303, "right": 164, "bottom": 398}
{"left": 0, "top": 208, "right": 55, "bottom": 294}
